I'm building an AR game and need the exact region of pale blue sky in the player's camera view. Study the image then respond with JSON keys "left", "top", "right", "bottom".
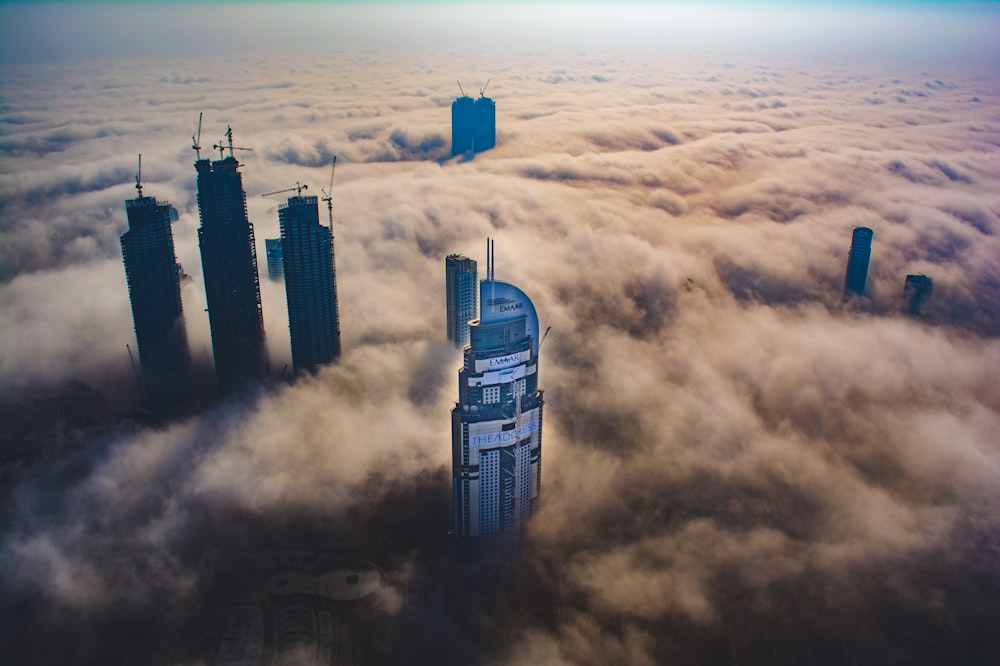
{"left": 2, "top": 2, "right": 997, "bottom": 64}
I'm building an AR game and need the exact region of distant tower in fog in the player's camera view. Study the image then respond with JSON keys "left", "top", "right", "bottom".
{"left": 474, "top": 92, "right": 496, "bottom": 152}
{"left": 446, "top": 254, "right": 478, "bottom": 348}
{"left": 451, "top": 88, "right": 475, "bottom": 157}
{"left": 843, "top": 226, "right": 874, "bottom": 299}
{"left": 903, "top": 274, "right": 933, "bottom": 316}
{"left": 279, "top": 193, "right": 341, "bottom": 373}
{"left": 120, "top": 157, "right": 190, "bottom": 406}
{"left": 195, "top": 125, "right": 268, "bottom": 391}
{"left": 452, "top": 80, "right": 495, "bottom": 157}
{"left": 265, "top": 237, "right": 283, "bottom": 281}
{"left": 452, "top": 239, "right": 543, "bottom": 538}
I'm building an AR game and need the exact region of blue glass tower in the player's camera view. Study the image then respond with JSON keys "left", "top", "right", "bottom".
{"left": 451, "top": 94, "right": 475, "bottom": 157}
{"left": 279, "top": 194, "right": 341, "bottom": 373}
{"left": 120, "top": 188, "right": 190, "bottom": 406}
{"left": 196, "top": 136, "right": 268, "bottom": 391}
{"left": 843, "top": 226, "right": 874, "bottom": 299}
{"left": 451, "top": 82, "right": 496, "bottom": 157}
{"left": 452, "top": 240, "right": 543, "bottom": 538}
{"left": 473, "top": 95, "right": 496, "bottom": 152}
{"left": 446, "top": 254, "right": 478, "bottom": 348}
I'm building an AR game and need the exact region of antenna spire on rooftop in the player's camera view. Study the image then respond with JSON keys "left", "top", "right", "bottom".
{"left": 135, "top": 153, "right": 143, "bottom": 198}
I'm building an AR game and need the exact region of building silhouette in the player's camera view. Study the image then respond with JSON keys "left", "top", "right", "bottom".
{"left": 120, "top": 186, "right": 190, "bottom": 406}
{"left": 451, "top": 83, "right": 495, "bottom": 157}
{"left": 474, "top": 95, "right": 496, "bottom": 152}
{"left": 903, "top": 274, "right": 933, "bottom": 316}
{"left": 451, "top": 94, "right": 475, "bottom": 157}
{"left": 279, "top": 194, "right": 341, "bottom": 373}
{"left": 452, "top": 240, "right": 543, "bottom": 538}
{"left": 195, "top": 134, "right": 268, "bottom": 391}
{"left": 843, "top": 226, "right": 874, "bottom": 299}
{"left": 265, "top": 237, "right": 283, "bottom": 281}
{"left": 446, "top": 254, "right": 478, "bottom": 348}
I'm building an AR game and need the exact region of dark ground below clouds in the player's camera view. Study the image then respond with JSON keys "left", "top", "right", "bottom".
{"left": 3, "top": 376, "right": 1000, "bottom": 665}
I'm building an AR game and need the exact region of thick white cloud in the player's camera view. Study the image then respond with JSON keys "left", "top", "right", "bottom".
{"left": 2, "top": 3, "right": 999, "bottom": 664}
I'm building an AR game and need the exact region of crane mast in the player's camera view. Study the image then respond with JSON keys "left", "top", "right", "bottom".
{"left": 212, "top": 125, "right": 254, "bottom": 160}
{"left": 320, "top": 155, "right": 337, "bottom": 228}
{"left": 135, "top": 153, "right": 143, "bottom": 198}
{"left": 191, "top": 112, "right": 203, "bottom": 160}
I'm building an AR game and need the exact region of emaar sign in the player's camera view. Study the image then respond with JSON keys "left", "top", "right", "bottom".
{"left": 480, "top": 280, "right": 539, "bottom": 349}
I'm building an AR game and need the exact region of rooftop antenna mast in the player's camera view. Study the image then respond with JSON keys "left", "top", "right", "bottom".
{"left": 457, "top": 80, "right": 467, "bottom": 97}
{"left": 261, "top": 182, "right": 309, "bottom": 198}
{"left": 135, "top": 153, "right": 143, "bottom": 198}
{"left": 212, "top": 125, "right": 254, "bottom": 161}
{"left": 486, "top": 237, "right": 496, "bottom": 314}
{"left": 320, "top": 155, "right": 337, "bottom": 228}
{"left": 480, "top": 77, "right": 491, "bottom": 97}
{"left": 192, "top": 112, "right": 203, "bottom": 160}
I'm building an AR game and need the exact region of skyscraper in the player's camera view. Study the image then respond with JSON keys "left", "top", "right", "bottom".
{"left": 195, "top": 128, "right": 268, "bottom": 391}
{"left": 474, "top": 94, "right": 496, "bottom": 152}
{"left": 445, "top": 254, "right": 478, "bottom": 348}
{"left": 265, "top": 237, "right": 283, "bottom": 281}
{"left": 843, "top": 226, "right": 874, "bottom": 299}
{"left": 451, "top": 81, "right": 496, "bottom": 157}
{"left": 903, "top": 273, "right": 933, "bottom": 316}
{"left": 451, "top": 93, "right": 475, "bottom": 157}
{"left": 279, "top": 194, "right": 341, "bottom": 373}
{"left": 120, "top": 176, "right": 190, "bottom": 406}
{"left": 452, "top": 240, "right": 543, "bottom": 538}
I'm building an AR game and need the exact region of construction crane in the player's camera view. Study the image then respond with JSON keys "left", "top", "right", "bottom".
{"left": 212, "top": 125, "right": 254, "bottom": 160}
{"left": 480, "top": 77, "right": 491, "bottom": 97}
{"left": 457, "top": 80, "right": 467, "bottom": 97}
{"left": 135, "top": 153, "right": 143, "bottom": 198}
{"left": 191, "top": 112, "right": 203, "bottom": 159}
{"left": 320, "top": 155, "right": 337, "bottom": 227}
{"left": 262, "top": 182, "right": 308, "bottom": 198}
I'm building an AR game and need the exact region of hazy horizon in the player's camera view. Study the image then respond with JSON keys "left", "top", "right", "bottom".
{"left": 2, "top": 2, "right": 999, "bottom": 664}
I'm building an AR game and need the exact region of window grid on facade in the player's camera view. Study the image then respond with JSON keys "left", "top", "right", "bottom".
{"left": 483, "top": 385, "right": 500, "bottom": 404}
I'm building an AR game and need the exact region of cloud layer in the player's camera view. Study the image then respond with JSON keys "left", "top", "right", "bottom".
{"left": 2, "top": 6, "right": 1000, "bottom": 664}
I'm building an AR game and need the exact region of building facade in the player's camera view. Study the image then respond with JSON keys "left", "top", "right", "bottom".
{"left": 120, "top": 193, "right": 190, "bottom": 405}
{"left": 451, "top": 94, "right": 476, "bottom": 156}
{"left": 843, "top": 226, "right": 874, "bottom": 299}
{"left": 445, "top": 254, "right": 478, "bottom": 348}
{"left": 279, "top": 195, "right": 341, "bottom": 373}
{"left": 196, "top": 152, "right": 268, "bottom": 391}
{"left": 474, "top": 95, "right": 496, "bottom": 152}
{"left": 452, "top": 263, "right": 543, "bottom": 538}
{"left": 903, "top": 273, "right": 933, "bottom": 316}
{"left": 265, "top": 237, "right": 283, "bottom": 281}
{"left": 451, "top": 92, "right": 496, "bottom": 156}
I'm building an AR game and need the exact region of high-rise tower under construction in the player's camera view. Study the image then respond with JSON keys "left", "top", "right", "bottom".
{"left": 195, "top": 126, "right": 268, "bottom": 391}
{"left": 279, "top": 193, "right": 341, "bottom": 373}
{"left": 120, "top": 159, "right": 190, "bottom": 406}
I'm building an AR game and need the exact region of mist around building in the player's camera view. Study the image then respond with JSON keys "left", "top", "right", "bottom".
{"left": 2, "top": 3, "right": 1000, "bottom": 665}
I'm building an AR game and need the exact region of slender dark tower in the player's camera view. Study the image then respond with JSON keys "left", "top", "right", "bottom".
{"left": 279, "top": 192, "right": 341, "bottom": 373}
{"left": 843, "top": 226, "right": 874, "bottom": 299}
{"left": 451, "top": 85, "right": 476, "bottom": 157}
{"left": 195, "top": 126, "right": 268, "bottom": 391}
{"left": 452, "top": 239, "right": 544, "bottom": 538}
{"left": 120, "top": 156, "right": 190, "bottom": 406}
{"left": 446, "top": 254, "right": 478, "bottom": 348}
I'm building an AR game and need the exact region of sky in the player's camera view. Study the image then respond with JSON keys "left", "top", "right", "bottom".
{"left": 1, "top": 2, "right": 1000, "bottom": 664}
